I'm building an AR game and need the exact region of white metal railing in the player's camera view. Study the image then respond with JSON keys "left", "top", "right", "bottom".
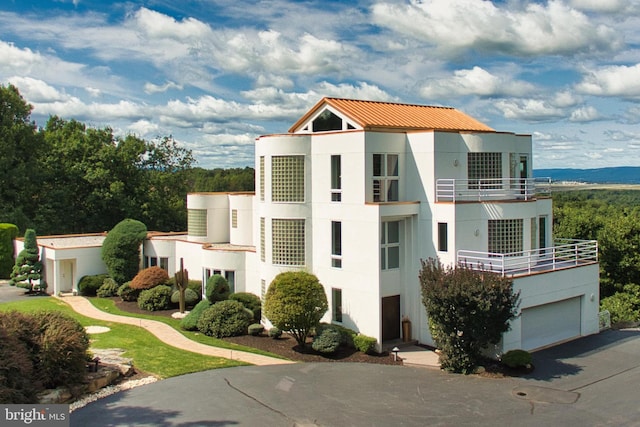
{"left": 457, "top": 239, "right": 598, "bottom": 276}
{"left": 436, "top": 177, "right": 551, "bottom": 202}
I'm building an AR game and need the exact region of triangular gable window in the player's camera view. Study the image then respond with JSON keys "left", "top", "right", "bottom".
{"left": 312, "top": 109, "right": 343, "bottom": 132}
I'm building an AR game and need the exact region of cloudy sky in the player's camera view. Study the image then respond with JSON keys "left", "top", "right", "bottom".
{"left": 2, "top": 0, "right": 640, "bottom": 169}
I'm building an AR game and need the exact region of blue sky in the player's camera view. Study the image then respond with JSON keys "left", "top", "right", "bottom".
{"left": 2, "top": 0, "right": 640, "bottom": 169}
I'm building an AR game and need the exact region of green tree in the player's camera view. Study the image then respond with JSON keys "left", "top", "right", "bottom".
{"left": 10, "top": 229, "right": 44, "bottom": 292}
{"left": 419, "top": 258, "right": 520, "bottom": 374}
{"left": 263, "top": 271, "right": 328, "bottom": 346}
{"left": 101, "top": 219, "right": 147, "bottom": 284}
{"left": 0, "top": 223, "right": 19, "bottom": 278}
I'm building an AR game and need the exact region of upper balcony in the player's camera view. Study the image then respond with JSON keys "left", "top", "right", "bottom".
{"left": 456, "top": 239, "right": 598, "bottom": 277}
{"left": 436, "top": 178, "right": 551, "bottom": 202}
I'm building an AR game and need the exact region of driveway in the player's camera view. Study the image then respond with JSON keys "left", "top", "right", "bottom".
{"left": 0, "top": 279, "right": 39, "bottom": 303}
{"left": 71, "top": 328, "right": 640, "bottom": 426}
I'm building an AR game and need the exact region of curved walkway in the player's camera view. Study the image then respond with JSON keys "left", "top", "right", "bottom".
{"left": 56, "top": 295, "right": 294, "bottom": 366}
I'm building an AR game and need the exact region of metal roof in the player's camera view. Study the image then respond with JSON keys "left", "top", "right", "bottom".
{"left": 289, "top": 97, "right": 495, "bottom": 133}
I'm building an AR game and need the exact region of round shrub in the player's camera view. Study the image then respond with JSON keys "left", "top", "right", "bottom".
{"left": 137, "top": 285, "right": 173, "bottom": 311}
{"left": 188, "top": 279, "right": 202, "bottom": 296}
{"left": 117, "top": 282, "right": 140, "bottom": 302}
{"left": 353, "top": 335, "right": 377, "bottom": 354}
{"left": 130, "top": 266, "right": 170, "bottom": 290}
{"left": 197, "top": 300, "right": 252, "bottom": 338}
{"left": 101, "top": 219, "right": 147, "bottom": 284}
{"left": 248, "top": 323, "right": 264, "bottom": 336}
{"left": 171, "top": 288, "right": 200, "bottom": 307}
{"left": 180, "top": 299, "right": 211, "bottom": 331}
{"left": 78, "top": 274, "right": 110, "bottom": 296}
{"left": 229, "top": 292, "right": 262, "bottom": 322}
{"left": 501, "top": 349, "right": 533, "bottom": 368}
{"left": 312, "top": 325, "right": 341, "bottom": 354}
{"left": 97, "top": 278, "right": 119, "bottom": 298}
{"left": 269, "top": 327, "right": 282, "bottom": 339}
{"left": 205, "top": 274, "right": 230, "bottom": 302}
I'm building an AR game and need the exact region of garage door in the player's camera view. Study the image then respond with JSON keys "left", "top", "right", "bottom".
{"left": 521, "top": 297, "right": 581, "bottom": 351}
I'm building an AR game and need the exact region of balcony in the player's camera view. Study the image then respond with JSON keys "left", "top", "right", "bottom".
{"left": 457, "top": 239, "right": 598, "bottom": 277}
{"left": 436, "top": 178, "right": 551, "bottom": 202}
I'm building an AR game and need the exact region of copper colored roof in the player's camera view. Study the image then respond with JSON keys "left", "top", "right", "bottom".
{"left": 289, "top": 97, "right": 494, "bottom": 133}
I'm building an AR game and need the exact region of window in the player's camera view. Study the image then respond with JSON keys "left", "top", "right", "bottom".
{"left": 225, "top": 271, "right": 235, "bottom": 293}
{"left": 438, "top": 222, "right": 448, "bottom": 252}
{"left": 488, "top": 219, "right": 523, "bottom": 255}
{"left": 272, "top": 219, "right": 305, "bottom": 266}
{"left": 373, "top": 154, "right": 399, "bottom": 202}
{"left": 232, "top": 209, "right": 238, "bottom": 228}
{"left": 203, "top": 268, "right": 212, "bottom": 286}
{"left": 259, "top": 156, "right": 265, "bottom": 201}
{"left": 159, "top": 257, "right": 169, "bottom": 271}
{"left": 331, "top": 155, "right": 342, "bottom": 202}
{"left": 332, "top": 288, "right": 342, "bottom": 322}
{"left": 468, "top": 152, "right": 502, "bottom": 189}
{"left": 260, "top": 217, "right": 265, "bottom": 262}
{"left": 188, "top": 209, "right": 207, "bottom": 236}
{"left": 381, "top": 221, "right": 400, "bottom": 270}
{"left": 313, "top": 109, "right": 342, "bottom": 132}
{"left": 272, "top": 156, "right": 304, "bottom": 202}
{"left": 331, "top": 221, "right": 342, "bottom": 268}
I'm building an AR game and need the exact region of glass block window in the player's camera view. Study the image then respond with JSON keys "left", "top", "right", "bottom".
{"left": 272, "top": 155, "right": 304, "bottom": 202}
{"left": 261, "top": 279, "right": 266, "bottom": 322}
{"left": 468, "top": 152, "right": 502, "bottom": 189}
{"left": 381, "top": 221, "right": 400, "bottom": 270}
{"left": 372, "top": 153, "right": 399, "bottom": 202}
{"left": 332, "top": 288, "right": 342, "bottom": 322}
{"left": 331, "top": 221, "right": 342, "bottom": 268}
{"left": 232, "top": 209, "right": 238, "bottom": 228}
{"left": 188, "top": 209, "right": 207, "bottom": 237}
{"left": 488, "top": 219, "right": 523, "bottom": 255}
{"left": 259, "top": 156, "right": 265, "bottom": 201}
{"left": 260, "top": 217, "right": 265, "bottom": 262}
{"left": 272, "top": 218, "right": 305, "bottom": 266}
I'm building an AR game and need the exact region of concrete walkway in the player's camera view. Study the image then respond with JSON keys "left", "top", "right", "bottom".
{"left": 56, "top": 295, "right": 295, "bottom": 366}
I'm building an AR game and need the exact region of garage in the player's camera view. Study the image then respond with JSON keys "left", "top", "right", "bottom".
{"left": 521, "top": 297, "right": 582, "bottom": 351}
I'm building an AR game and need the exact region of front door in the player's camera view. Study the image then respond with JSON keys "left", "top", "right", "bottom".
{"left": 382, "top": 295, "right": 401, "bottom": 342}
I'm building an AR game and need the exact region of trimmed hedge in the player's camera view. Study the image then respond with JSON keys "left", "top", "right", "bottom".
{"left": 180, "top": 299, "right": 211, "bottom": 331}
{"left": 171, "top": 288, "right": 199, "bottom": 307}
{"left": 137, "top": 285, "right": 173, "bottom": 311}
{"left": 248, "top": 323, "right": 264, "bottom": 336}
{"left": 197, "top": 300, "right": 251, "bottom": 338}
{"left": 78, "top": 274, "right": 110, "bottom": 296}
{"left": 501, "top": 349, "right": 532, "bottom": 368}
{"left": 101, "top": 219, "right": 147, "bottom": 284}
{"left": 268, "top": 327, "right": 282, "bottom": 339}
{"left": 130, "top": 266, "right": 169, "bottom": 290}
{"left": 353, "top": 335, "right": 377, "bottom": 354}
{"left": 205, "top": 274, "right": 230, "bottom": 302}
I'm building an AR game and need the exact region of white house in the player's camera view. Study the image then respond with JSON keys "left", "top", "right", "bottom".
{"left": 23, "top": 97, "right": 601, "bottom": 353}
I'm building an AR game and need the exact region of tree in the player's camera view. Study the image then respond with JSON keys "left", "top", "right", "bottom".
{"left": 419, "top": 258, "right": 520, "bottom": 374}
{"left": 263, "top": 271, "right": 328, "bottom": 346}
{"left": 10, "top": 229, "right": 44, "bottom": 293}
{"left": 101, "top": 219, "right": 147, "bottom": 284}
{"left": 0, "top": 223, "right": 19, "bottom": 279}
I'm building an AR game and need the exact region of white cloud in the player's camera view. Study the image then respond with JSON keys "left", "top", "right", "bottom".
{"left": 575, "top": 64, "right": 640, "bottom": 98}
{"left": 127, "top": 119, "right": 160, "bottom": 137}
{"left": 144, "top": 81, "right": 183, "bottom": 94}
{"left": 494, "top": 99, "right": 565, "bottom": 122}
{"left": 420, "top": 66, "right": 535, "bottom": 98}
{"left": 6, "top": 76, "right": 70, "bottom": 102}
{"left": 569, "top": 106, "right": 601, "bottom": 122}
{"left": 569, "top": 0, "right": 632, "bottom": 13}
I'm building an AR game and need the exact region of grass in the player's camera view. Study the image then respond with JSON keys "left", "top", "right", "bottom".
{"left": 0, "top": 297, "right": 247, "bottom": 378}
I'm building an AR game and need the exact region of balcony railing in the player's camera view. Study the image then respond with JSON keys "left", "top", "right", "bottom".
{"left": 457, "top": 239, "right": 598, "bottom": 277}
{"left": 436, "top": 178, "right": 551, "bottom": 202}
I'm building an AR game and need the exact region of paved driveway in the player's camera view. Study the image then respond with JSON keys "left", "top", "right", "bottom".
{"left": 0, "top": 279, "right": 38, "bottom": 303}
{"left": 71, "top": 328, "right": 640, "bottom": 426}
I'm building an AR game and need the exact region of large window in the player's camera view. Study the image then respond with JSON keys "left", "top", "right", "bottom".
{"left": 381, "top": 221, "right": 400, "bottom": 270}
{"left": 331, "top": 221, "right": 342, "bottom": 268}
{"left": 313, "top": 109, "right": 342, "bottom": 132}
{"left": 373, "top": 154, "right": 399, "bottom": 202}
{"left": 438, "top": 222, "right": 448, "bottom": 252}
{"left": 259, "top": 156, "right": 265, "bottom": 201}
{"left": 488, "top": 219, "right": 523, "bottom": 255}
{"left": 272, "top": 156, "right": 304, "bottom": 202}
{"left": 331, "top": 155, "right": 342, "bottom": 202}
{"left": 187, "top": 209, "right": 207, "bottom": 236}
{"left": 272, "top": 219, "right": 305, "bottom": 266}
{"left": 332, "top": 288, "right": 343, "bottom": 322}
{"left": 468, "top": 152, "right": 502, "bottom": 189}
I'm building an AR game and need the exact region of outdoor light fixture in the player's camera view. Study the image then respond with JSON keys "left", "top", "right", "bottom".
{"left": 392, "top": 346, "right": 400, "bottom": 361}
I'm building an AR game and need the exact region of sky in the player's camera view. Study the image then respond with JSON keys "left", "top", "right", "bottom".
{"left": 1, "top": 0, "right": 640, "bottom": 170}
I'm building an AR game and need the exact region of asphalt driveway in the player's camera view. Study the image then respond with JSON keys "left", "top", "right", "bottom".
{"left": 71, "top": 328, "right": 640, "bottom": 426}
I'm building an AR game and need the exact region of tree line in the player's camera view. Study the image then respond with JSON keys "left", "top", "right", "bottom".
{"left": 0, "top": 84, "right": 254, "bottom": 235}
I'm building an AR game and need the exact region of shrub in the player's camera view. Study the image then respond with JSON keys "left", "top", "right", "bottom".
{"left": 268, "top": 327, "right": 282, "bottom": 339}
{"left": 353, "top": 335, "right": 377, "bottom": 354}
{"left": 317, "top": 323, "right": 356, "bottom": 348}
{"left": 248, "top": 323, "right": 264, "bottom": 336}
{"left": 312, "top": 325, "right": 341, "bottom": 354}
{"left": 205, "top": 274, "right": 230, "bottom": 302}
{"left": 137, "top": 285, "right": 173, "bottom": 311}
{"left": 180, "top": 299, "right": 212, "bottom": 331}
{"left": 117, "top": 282, "right": 140, "bottom": 302}
{"left": 171, "top": 288, "right": 199, "bottom": 307}
{"left": 131, "top": 266, "right": 169, "bottom": 290}
{"left": 501, "top": 349, "right": 532, "bottom": 368}
{"left": 101, "top": 219, "right": 147, "bottom": 284}
{"left": 600, "top": 284, "right": 640, "bottom": 324}
{"left": 187, "top": 279, "right": 202, "bottom": 296}
{"left": 229, "top": 292, "right": 262, "bottom": 322}
{"left": 197, "top": 300, "right": 252, "bottom": 338}
{"left": 78, "top": 274, "right": 110, "bottom": 296}
{"left": 0, "top": 223, "right": 18, "bottom": 279}
{"left": 97, "top": 278, "right": 119, "bottom": 298}
{"left": 264, "top": 271, "right": 328, "bottom": 346}
{"left": 0, "top": 327, "right": 36, "bottom": 403}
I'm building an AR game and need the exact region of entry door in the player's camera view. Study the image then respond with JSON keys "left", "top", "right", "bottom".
{"left": 519, "top": 155, "right": 528, "bottom": 194}
{"left": 382, "top": 295, "right": 401, "bottom": 342}
{"left": 60, "top": 260, "right": 75, "bottom": 292}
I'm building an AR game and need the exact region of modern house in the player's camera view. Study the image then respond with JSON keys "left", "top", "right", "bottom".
{"left": 20, "top": 97, "right": 600, "bottom": 353}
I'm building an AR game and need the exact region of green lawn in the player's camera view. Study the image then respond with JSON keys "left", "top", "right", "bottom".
{"left": 0, "top": 297, "right": 247, "bottom": 378}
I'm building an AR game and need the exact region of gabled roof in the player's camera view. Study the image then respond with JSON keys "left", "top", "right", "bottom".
{"left": 289, "top": 97, "right": 495, "bottom": 133}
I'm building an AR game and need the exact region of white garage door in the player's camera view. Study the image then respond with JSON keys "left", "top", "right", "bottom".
{"left": 521, "top": 297, "right": 581, "bottom": 351}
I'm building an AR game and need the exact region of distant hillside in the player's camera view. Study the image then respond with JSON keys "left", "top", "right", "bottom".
{"left": 534, "top": 167, "right": 640, "bottom": 184}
